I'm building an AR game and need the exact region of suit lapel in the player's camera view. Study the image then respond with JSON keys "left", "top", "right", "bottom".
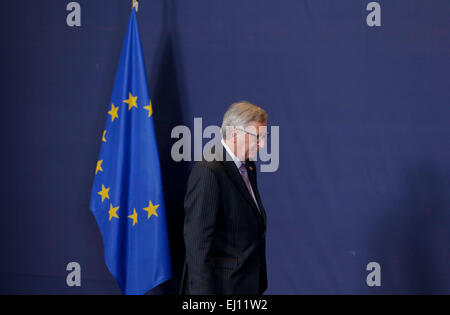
{"left": 214, "top": 143, "right": 265, "bottom": 225}
{"left": 246, "top": 161, "right": 267, "bottom": 227}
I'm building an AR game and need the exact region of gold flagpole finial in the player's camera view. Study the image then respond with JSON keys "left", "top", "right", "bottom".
{"left": 132, "top": 0, "right": 139, "bottom": 12}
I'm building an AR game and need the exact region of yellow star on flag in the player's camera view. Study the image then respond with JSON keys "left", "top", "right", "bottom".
{"left": 98, "top": 184, "right": 110, "bottom": 202}
{"left": 95, "top": 160, "right": 103, "bottom": 175}
{"left": 143, "top": 100, "right": 153, "bottom": 118}
{"left": 108, "top": 104, "right": 119, "bottom": 122}
{"left": 124, "top": 92, "right": 138, "bottom": 111}
{"left": 143, "top": 200, "right": 159, "bottom": 219}
{"left": 102, "top": 130, "right": 107, "bottom": 143}
{"left": 108, "top": 203, "right": 120, "bottom": 221}
{"left": 128, "top": 208, "right": 138, "bottom": 226}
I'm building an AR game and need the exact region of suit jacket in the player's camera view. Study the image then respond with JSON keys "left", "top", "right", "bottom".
{"left": 180, "top": 142, "right": 267, "bottom": 295}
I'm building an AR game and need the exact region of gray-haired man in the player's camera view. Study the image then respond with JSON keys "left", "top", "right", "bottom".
{"left": 180, "top": 101, "right": 268, "bottom": 295}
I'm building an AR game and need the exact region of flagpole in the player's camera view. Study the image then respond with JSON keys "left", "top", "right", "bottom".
{"left": 132, "top": 0, "right": 139, "bottom": 12}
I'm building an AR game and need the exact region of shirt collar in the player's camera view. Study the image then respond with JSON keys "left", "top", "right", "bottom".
{"left": 221, "top": 138, "right": 243, "bottom": 169}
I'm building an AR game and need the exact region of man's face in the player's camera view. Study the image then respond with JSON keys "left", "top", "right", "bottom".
{"left": 234, "top": 120, "right": 267, "bottom": 161}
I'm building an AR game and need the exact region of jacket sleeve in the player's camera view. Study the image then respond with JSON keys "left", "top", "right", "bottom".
{"left": 183, "top": 163, "right": 220, "bottom": 294}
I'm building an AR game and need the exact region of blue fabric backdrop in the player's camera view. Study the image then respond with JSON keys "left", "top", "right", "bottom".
{"left": 0, "top": 0, "right": 449, "bottom": 294}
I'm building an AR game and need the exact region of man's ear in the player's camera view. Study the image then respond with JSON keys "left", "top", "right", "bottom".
{"left": 228, "top": 127, "right": 237, "bottom": 142}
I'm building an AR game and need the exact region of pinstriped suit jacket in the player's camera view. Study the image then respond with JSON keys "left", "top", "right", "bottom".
{"left": 180, "top": 142, "right": 267, "bottom": 295}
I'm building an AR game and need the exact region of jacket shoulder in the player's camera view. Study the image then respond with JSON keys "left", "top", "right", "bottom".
{"left": 192, "top": 159, "right": 225, "bottom": 175}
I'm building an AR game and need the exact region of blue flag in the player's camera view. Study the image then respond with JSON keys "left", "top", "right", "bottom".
{"left": 89, "top": 8, "right": 172, "bottom": 295}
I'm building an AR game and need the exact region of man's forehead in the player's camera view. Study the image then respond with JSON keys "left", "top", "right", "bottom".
{"left": 246, "top": 121, "right": 267, "bottom": 128}
{"left": 245, "top": 121, "right": 267, "bottom": 131}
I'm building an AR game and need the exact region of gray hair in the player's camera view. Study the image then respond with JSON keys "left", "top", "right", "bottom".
{"left": 221, "top": 101, "right": 268, "bottom": 139}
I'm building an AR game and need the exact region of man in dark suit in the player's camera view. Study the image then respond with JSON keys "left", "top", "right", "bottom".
{"left": 180, "top": 101, "right": 268, "bottom": 295}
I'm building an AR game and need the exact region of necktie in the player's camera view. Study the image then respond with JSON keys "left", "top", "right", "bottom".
{"left": 239, "top": 164, "right": 259, "bottom": 211}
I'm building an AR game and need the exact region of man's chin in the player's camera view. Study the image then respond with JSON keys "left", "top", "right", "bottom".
{"left": 248, "top": 152, "right": 258, "bottom": 161}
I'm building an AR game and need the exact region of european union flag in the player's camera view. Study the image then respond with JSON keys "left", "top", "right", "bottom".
{"left": 89, "top": 8, "right": 172, "bottom": 295}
